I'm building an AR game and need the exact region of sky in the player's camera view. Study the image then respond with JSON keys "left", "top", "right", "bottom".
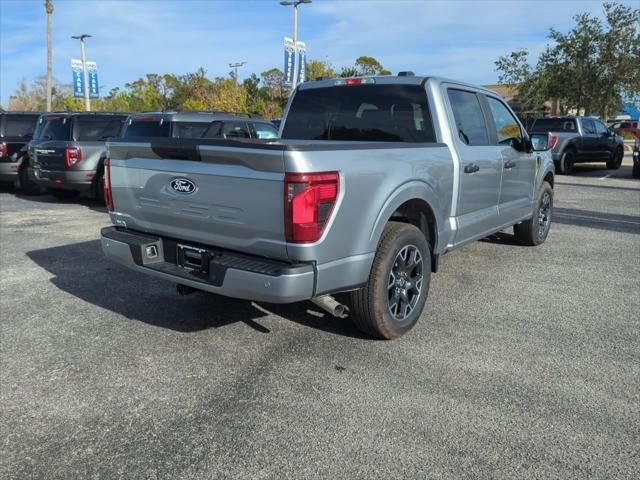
{"left": 0, "top": 0, "right": 634, "bottom": 107}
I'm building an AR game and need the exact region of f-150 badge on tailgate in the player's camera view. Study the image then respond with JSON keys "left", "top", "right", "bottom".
{"left": 170, "top": 178, "right": 196, "bottom": 194}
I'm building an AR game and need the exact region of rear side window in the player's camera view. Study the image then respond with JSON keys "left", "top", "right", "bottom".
{"left": 531, "top": 118, "right": 577, "bottom": 133}
{"left": 172, "top": 122, "right": 210, "bottom": 139}
{"left": 252, "top": 122, "right": 279, "bottom": 139}
{"left": 76, "top": 117, "right": 124, "bottom": 141}
{"left": 123, "top": 117, "right": 171, "bottom": 138}
{"left": 37, "top": 116, "right": 72, "bottom": 141}
{"left": 281, "top": 84, "right": 435, "bottom": 142}
{"left": 447, "top": 89, "right": 489, "bottom": 146}
{"left": 202, "top": 121, "right": 223, "bottom": 138}
{"left": 3, "top": 115, "right": 38, "bottom": 138}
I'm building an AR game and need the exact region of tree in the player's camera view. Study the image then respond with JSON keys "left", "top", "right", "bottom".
{"left": 44, "top": 0, "right": 54, "bottom": 111}
{"left": 354, "top": 56, "right": 391, "bottom": 76}
{"left": 306, "top": 59, "right": 334, "bottom": 80}
{"left": 496, "top": 1, "right": 639, "bottom": 121}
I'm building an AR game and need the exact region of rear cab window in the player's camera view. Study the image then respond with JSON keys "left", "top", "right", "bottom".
{"left": 75, "top": 116, "right": 125, "bottom": 141}
{"left": 37, "top": 116, "right": 72, "bottom": 141}
{"left": 281, "top": 84, "right": 436, "bottom": 142}
{"left": 531, "top": 118, "right": 577, "bottom": 133}
{"left": 252, "top": 122, "right": 279, "bottom": 139}
{"left": 171, "top": 122, "right": 211, "bottom": 139}
{"left": 1, "top": 115, "right": 39, "bottom": 139}
{"left": 122, "top": 116, "right": 171, "bottom": 138}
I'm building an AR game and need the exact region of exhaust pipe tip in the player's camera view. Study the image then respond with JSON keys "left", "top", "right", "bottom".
{"left": 310, "top": 295, "right": 349, "bottom": 319}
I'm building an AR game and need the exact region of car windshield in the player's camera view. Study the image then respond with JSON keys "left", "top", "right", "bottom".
{"left": 123, "top": 117, "right": 171, "bottom": 138}
{"left": 281, "top": 84, "right": 436, "bottom": 142}
{"left": 37, "top": 116, "right": 72, "bottom": 140}
{"left": 2, "top": 115, "right": 38, "bottom": 138}
{"left": 530, "top": 118, "right": 577, "bottom": 133}
{"left": 76, "top": 117, "right": 124, "bottom": 141}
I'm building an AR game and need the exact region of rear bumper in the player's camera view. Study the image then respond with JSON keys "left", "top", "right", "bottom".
{"left": 0, "top": 162, "right": 20, "bottom": 182}
{"left": 101, "top": 227, "right": 316, "bottom": 303}
{"left": 30, "top": 167, "right": 95, "bottom": 191}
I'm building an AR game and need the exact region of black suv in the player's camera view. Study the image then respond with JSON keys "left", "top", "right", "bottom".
{"left": 121, "top": 111, "right": 279, "bottom": 140}
{"left": 0, "top": 112, "right": 41, "bottom": 192}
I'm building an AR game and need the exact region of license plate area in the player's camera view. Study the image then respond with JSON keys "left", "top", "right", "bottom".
{"left": 177, "top": 244, "right": 210, "bottom": 273}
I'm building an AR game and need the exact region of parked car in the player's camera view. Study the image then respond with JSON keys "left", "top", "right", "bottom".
{"left": 121, "top": 111, "right": 279, "bottom": 140}
{"left": 608, "top": 119, "right": 638, "bottom": 137}
{"left": 101, "top": 75, "right": 554, "bottom": 340}
{"left": 633, "top": 129, "right": 640, "bottom": 179}
{"left": 0, "top": 112, "right": 42, "bottom": 192}
{"left": 529, "top": 116, "right": 625, "bottom": 174}
{"left": 28, "top": 112, "right": 127, "bottom": 200}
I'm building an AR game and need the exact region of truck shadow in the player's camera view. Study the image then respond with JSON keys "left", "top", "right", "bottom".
{"left": 26, "top": 240, "right": 366, "bottom": 338}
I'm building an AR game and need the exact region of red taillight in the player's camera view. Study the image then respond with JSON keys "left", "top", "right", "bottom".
{"left": 104, "top": 158, "right": 114, "bottom": 211}
{"left": 549, "top": 134, "right": 558, "bottom": 150}
{"left": 284, "top": 171, "right": 339, "bottom": 243}
{"left": 0, "top": 142, "right": 6, "bottom": 160}
{"left": 65, "top": 146, "right": 82, "bottom": 168}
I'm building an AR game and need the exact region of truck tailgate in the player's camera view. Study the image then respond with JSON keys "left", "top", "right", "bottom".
{"left": 107, "top": 140, "right": 288, "bottom": 260}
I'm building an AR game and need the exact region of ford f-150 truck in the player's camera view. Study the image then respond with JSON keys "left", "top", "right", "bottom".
{"left": 529, "top": 116, "right": 625, "bottom": 174}
{"left": 101, "top": 75, "right": 554, "bottom": 339}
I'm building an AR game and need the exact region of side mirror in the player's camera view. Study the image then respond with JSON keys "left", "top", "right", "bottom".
{"left": 511, "top": 137, "right": 528, "bottom": 152}
{"left": 530, "top": 133, "right": 552, "bottom": 152}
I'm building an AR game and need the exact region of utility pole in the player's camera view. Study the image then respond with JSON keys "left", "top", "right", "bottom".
{"left": 280, "top": 0, "right": 311, "bottom": 91}
{"left": 45, "top": 0, "right": 53, "bottom": 111}
{"left": 229, "top": 62, "right": 246, "bottom": 84}
{"left": 71, "top": 34, "right": 92, "bottom": 111}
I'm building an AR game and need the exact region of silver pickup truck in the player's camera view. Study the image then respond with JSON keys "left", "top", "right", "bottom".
{"left": 101, "top": 75, "right": 554, "bottom": 339}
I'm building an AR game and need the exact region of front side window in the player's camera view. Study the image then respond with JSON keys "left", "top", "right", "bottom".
{"left": 202, "top": 121, "right": 223, "bottom": 138}
{"left": 281, "top": 84, "right": 435, "bottom": 142}
{"left": 37, "top": 116, "right": 72, "bottom": 141}
{"left": 447, "top": 89, "right": 489, "bottom": 146}
{"left": 76, "top": 117, "right": 124, "bottom": 141}
{"left": 594, "top": 120, "right": 608, "bottom": 135}
{"left": 486, "top": 96, "right": 522, "bottom": 145}
{"left": 252, "top": 122, "right": 278, "bottom": 139}
{"left": 222, "top": 122, "right": 250, "bottom": 139}
{"left": 582, "top": 119, "right": 596, "bottom": 134}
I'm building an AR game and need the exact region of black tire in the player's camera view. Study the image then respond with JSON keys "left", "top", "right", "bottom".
{"left": 92, "top": 169, "right": 105, "bottom": 204}
{"left": 16, "top": 157, "right": 41, "bottom": 194}
{"left": 514, "top": 181, "right": 553, "bottom": 246}
{"left": 633, "top": 161, "right": 640, "bottom": 179}
{"left": 48, "top": 188, "right": 80, "bottom": 200}
{"left": 349, "top": 222, "right": 431, "bottom": 340}
{"left": 606, "top": 146, "right": 624, "bottom": 170}
{"left": 557, "top": 149, "right": 575, "bottom": 175}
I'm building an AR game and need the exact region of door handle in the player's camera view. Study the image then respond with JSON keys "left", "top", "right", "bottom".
{"left": 464, "top": 163, "right": 480, "bottom": 174}
{"left": 504, "top": 160, "right": 515, "bottom": 169}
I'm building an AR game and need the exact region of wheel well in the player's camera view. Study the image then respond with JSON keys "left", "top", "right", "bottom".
{"left": 544, "top": 171, "right": 554, "bottom": 188}
{"left": 389, "top": 199, "right": 438, "bottom": 270}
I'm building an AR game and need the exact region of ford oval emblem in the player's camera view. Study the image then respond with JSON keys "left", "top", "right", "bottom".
{"left": 169, "top": 178, "right": 197, "bottom": 194}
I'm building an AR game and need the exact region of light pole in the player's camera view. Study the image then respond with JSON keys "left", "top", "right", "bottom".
{"left": 280, "top": 0, "right": 311, "bottom": 90}
{"left": 229, "top": 62, "right": 246, "bottom": 84}
{"left": 71, "top": 34, "right": 92, "bottom": 111}
{"left": 45, "top": 0, "right": 54, "bottom": 111}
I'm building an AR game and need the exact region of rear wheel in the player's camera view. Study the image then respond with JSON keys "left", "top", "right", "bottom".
{"left": 606, "top": 146, "right": 624, "bottom": 170}
{"left": 93, "top": 169, "right": 105, "bottom": 204}
{"left": 557, "top": 149, "right": 575, "bottom": 175}
{"left": 514, "top": 181, "right": 553, "bottom": 246}
{"left": 48, "top": 188, "right": 80, "bottom": 200}
{"left": 16, "top": 157, "right": 41, "bottom": 194}
{"left": 349, "top": 222, "right": 430, "bottom": 340}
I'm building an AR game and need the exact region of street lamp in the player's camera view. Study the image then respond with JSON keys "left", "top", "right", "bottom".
{"left": 280, "top": 0, "right": 311, "bottom": 90}
{"left": 71, "top": 34, "right": 92, "bottom": 111}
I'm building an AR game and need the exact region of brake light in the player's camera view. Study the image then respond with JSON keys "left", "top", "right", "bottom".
{"left": 0, "top": 142, "right": 6, "bottom": 160}
{"left": 549, "top": 134, "right": 558, "bottom": 149}
{"left": 65, "top": 146, "right": 82, "bottom": 168}
{"left": 104, "top": 158, "right": 114, "bottom": 211}
{"left": 335, "top": 77, "right": 375, "bottom": 86}
{"left": 284, "top": 172, "right": 339, "bottom": 243}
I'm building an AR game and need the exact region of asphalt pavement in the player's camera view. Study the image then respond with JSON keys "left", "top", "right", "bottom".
{"left": 1, "top": 156, "right": 638, "bottom": 479}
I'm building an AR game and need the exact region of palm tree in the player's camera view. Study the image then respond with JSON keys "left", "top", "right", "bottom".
{"left": 45, "top": 0, "right": 53, "bottom": 111}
